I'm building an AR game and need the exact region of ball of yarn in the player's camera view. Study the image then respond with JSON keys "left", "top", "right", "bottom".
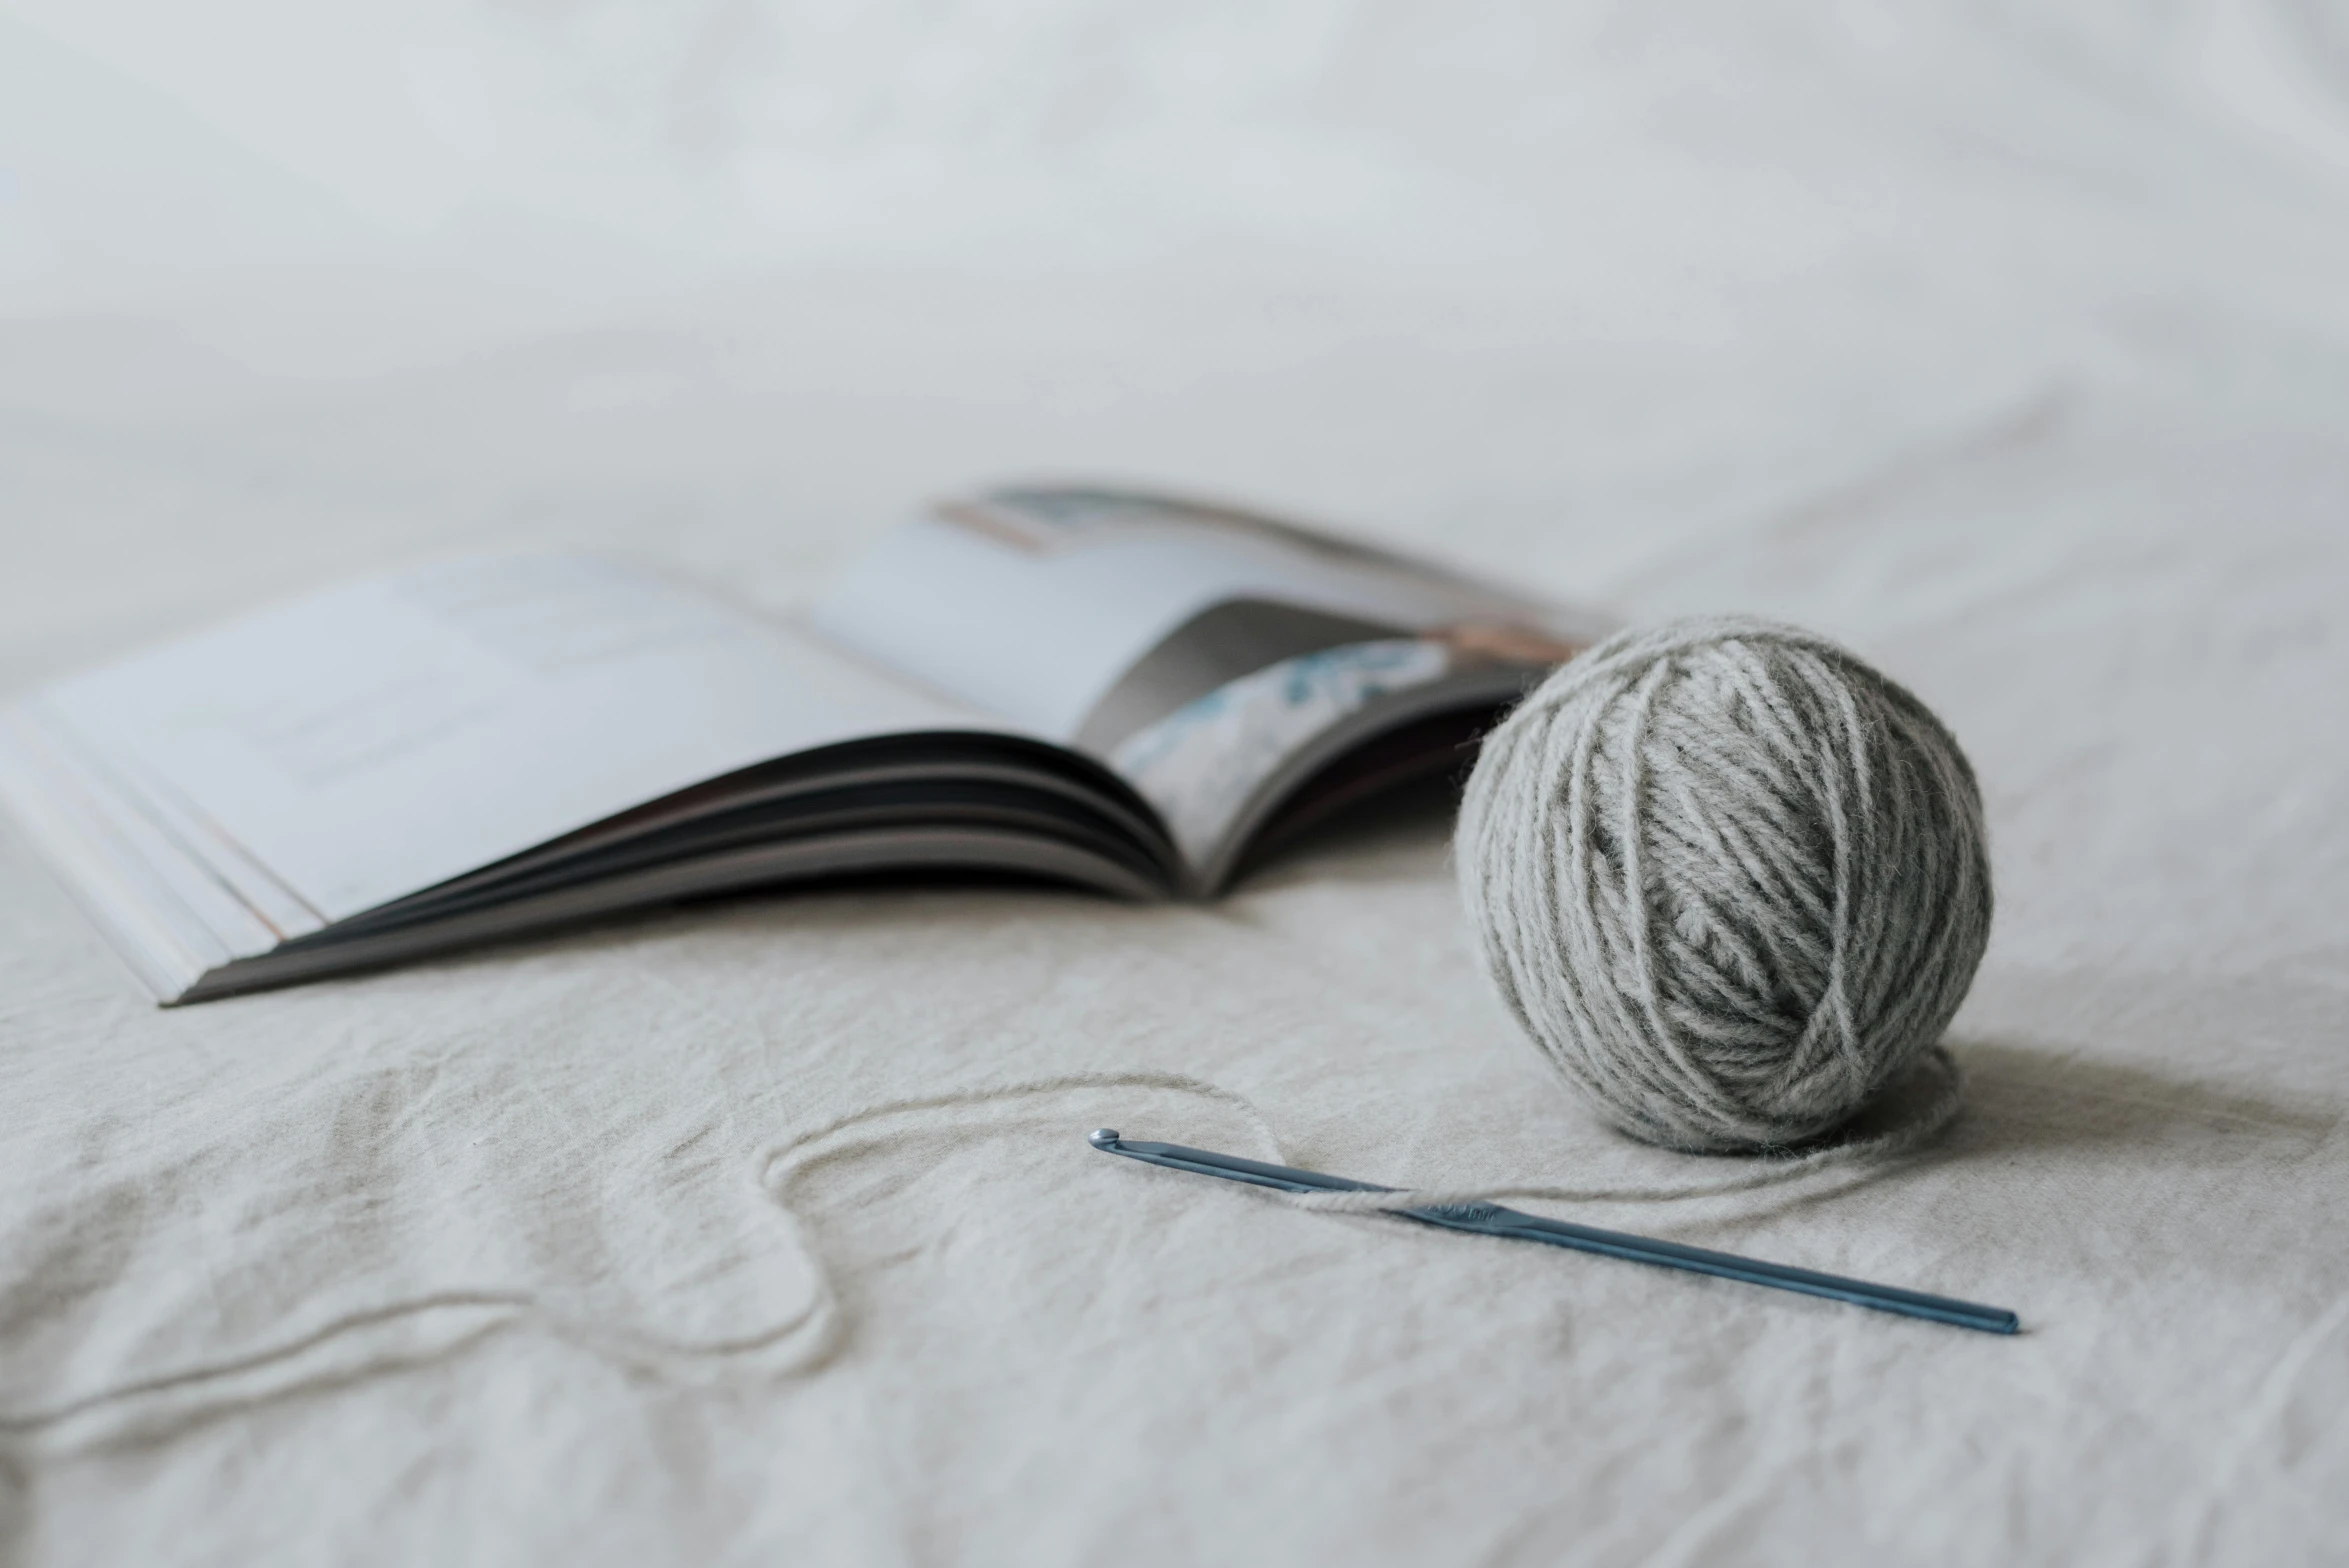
{"left": 1457, "top": 616, "right": 1992, "bottom": 1154}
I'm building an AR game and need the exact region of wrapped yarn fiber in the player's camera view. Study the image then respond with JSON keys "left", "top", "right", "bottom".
{"left": 1457, "top": 617, "right": 1992, "bottom": 1154}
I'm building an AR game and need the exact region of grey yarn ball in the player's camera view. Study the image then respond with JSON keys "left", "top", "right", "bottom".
{"left": 1457, "top": 616, "right": 1992, "bottom": 1154}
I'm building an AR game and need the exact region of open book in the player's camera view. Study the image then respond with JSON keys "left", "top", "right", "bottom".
{"left": 0, "top": 488, "right": 1605, "bottom": 1003}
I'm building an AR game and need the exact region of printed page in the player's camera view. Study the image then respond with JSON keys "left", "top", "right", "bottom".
{"left": 810, "top": 488, "right": 1603, "bottom": 865}
{"left": 33, "top": 554, "right": 1002, "bottom": 930}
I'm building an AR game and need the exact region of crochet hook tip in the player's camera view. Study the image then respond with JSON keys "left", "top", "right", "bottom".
{"left": 1089, "top": 1127, "right": 1122, "bottom": 1148}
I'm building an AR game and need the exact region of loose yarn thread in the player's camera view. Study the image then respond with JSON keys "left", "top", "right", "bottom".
{"left": 5, "top": 1058, "right": 1964, "bottom": 1456}
{"left": 1458, "top": 616, "right": 1993, "bottom": 1154}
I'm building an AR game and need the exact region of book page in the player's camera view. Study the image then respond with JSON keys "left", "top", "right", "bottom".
{"left": 810, "top": 488, "right": 1605, "bottom": 866}
{"left": 34, "top": 554, "right": 1001, "bottom": 926}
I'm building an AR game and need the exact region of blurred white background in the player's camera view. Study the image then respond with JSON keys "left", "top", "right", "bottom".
{"left": 5, "top": 3, "right": 2349, "bottom": 977}
{"left": 8, "top": 2, "right": 2349, "bottom": 311}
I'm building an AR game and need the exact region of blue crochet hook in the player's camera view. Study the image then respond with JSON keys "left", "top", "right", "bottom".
{"left": 1088, "top": 1129, "right": 2018, "bottom": 1335}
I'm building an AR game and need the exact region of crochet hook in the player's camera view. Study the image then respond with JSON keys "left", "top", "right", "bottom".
{"left": 1087, "top": 1129, "right": 2018, "bottom": 1335}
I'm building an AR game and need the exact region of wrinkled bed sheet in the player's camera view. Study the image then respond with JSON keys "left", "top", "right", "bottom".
{"left": 4, "top": 5, "right": 2348, "bottom": 1563}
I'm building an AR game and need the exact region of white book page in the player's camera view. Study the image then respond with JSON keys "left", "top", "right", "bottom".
{"left": 811, "top": 489, "right": 1603, "bottom": 866}
{"left": 37, "top": 554, "right": 1001, "bottom": 923}
{"left": 810, "top": 491, "right": 1596, "bottom": 747}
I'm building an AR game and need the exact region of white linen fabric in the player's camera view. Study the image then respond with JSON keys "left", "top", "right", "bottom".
{"left": 4, "top": 5, "right": 2348, "bottom": 1563}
